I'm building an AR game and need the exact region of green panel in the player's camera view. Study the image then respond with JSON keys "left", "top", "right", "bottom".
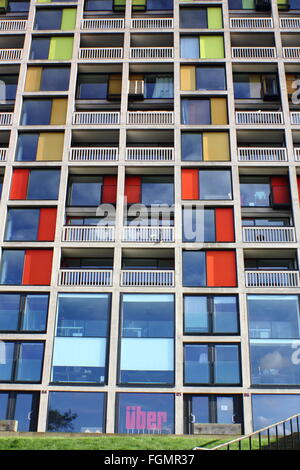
{"left": 199, "top": 36, "right": 224, "bottom": 59}
{"left": 132, "top": 0, "right": 147, "bottom": 10}
{"left": 207, "top": 8, "right": 223, "bottom": 29}
{"left": 61, "top": 8, "right": 77, "bottom": 30}
{"left": 48, "top": 37, "right": 74, "bottom": 60}
{"left": 277, "top": 0, "right": 290, "bottom": 9}
{"left": 0, "top": 0, "right": 8, "bottom": 10}
{"left": 113, "top": 0, "right": 126, "bottom": 10}
{"left": 242, "top": 0, "right": 255, "bottom": 9}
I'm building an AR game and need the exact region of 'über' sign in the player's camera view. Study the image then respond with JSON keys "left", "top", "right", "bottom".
{"left": 125, "top": 406, "right": 167, "bottom": 431}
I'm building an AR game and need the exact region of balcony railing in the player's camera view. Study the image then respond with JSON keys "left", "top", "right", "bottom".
{"left": 237, "top": 147, "right": 287, "bottom": 162}
{"left": 230, "top": 17, "right": 273, "bottom": 29}
{"left": 280, "top": 17, "right": 300, "bottom": 29}
{"left": 294, "top": 148, "right": 300, "bottom": 160}
{"left": 78, "top": 47, "right": 123, "bottom": 60}
{"left": 245, "top": 270, "right": 300, "bottom": 288}
{"left": 0, "top": 113, "right": 13, "bottom": 126}
{"left": 123, "top": 226, "right": 174, "bottom": 243}
{"left": 232, "top": 47, "right": 276, "bottom": 59}
{"left": 236, "top": 111, "right": 284, "bottom": 125}
{"left": 129, "top": 47, "right": 174, "bottom": 59}
{"left": 0, "top": 20, "right": 27, "bottom": 31}
{"left": 69, "top": 147, "right": 119, "bottom": 161}
{"left": 62, "top": 226, "right": 115, "bottom": 242}
{"left": 73, "top": 112, "right": 120, "bottom": 125}
{"left": 0, "top": 148, "right": 7, "bottom": 161}
{"left": 81, "top": 18, "right": 125, "bottom": 30}
{"left": 125, "top": 147, "right": 174, "bottom": 161}
{"left": 121, "top": 269, "right": 175, "bottom": 287}
{"left": 131, "top": 18, "right": 173, "bottom": 29}
{"left": 0, "top": 49, "right": 22, "bottom": 61}
{"left": 127, "top": 111, "right": 174, "bottom": 125}
{"left": 59, "top": 269, "right": 113, "bottom": 287}
{"left": 290, "top": 112, "right": 300, "bottom": 125}
{"left": 243, "top": 227, "right": 296, "bottom": 243}
{"left": 283, "top": 47, "right": 300, "bottom": 59}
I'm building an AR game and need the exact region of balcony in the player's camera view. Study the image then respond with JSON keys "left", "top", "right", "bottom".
{"left": 0, "top": 148, "right": 7, "bottom": 161}
{"left": 69, "top": 147, "right": 119, "bottom": 162}
{"left": 125, "top": 147, "right": 174, "bottom": 161}
{"left": 0, "top": 49, "right": 22, "bottom": 61}
{"left": 127, "top": 111, "right": 174, "bottom": 125}
{"left": 245, "top": 270, "right": 300, "bottom": 287}
{"left": 0, "top": 20, "right": 27, "bottom": 32}
{"left": 59, "top": 269, "right": 113, "bottom": 287}
{"left": 230, "top": 17, "right": 273, "bottom": 29}
{"left": 120, "top": 269, "right": 175, "bottom": 287}
{"left": 131, "top": 18, "right": 173, "bottom": 30}
{"left": 73, "top": 112, "right": 120, "bottom": 125}
{"left": 290, "top": 112, "right": 300, "bottom": 125}
{"left": 80, "top": 18, "right": 125, "bottom": 30}
{"left": 294, "top": 148, "right": 300, "bottom": 160}
{"left": 78, "top": 47, "right": 123, "bottom": 60}
{"left": 237, "top": 147, "right": 287, "bottom": 162}
{"left": 283, "top": 47, "right": 300, "bottom": 59}
{"left": 129, "top": 47, "right": 174, "bottom": 59}
{"left": 242, "top": 226, "right": 296, "bottom": 243}
{"left": 122, "top": 226, "right": 174, "bottom": 243}
{"left": 236, "top": 111, "right": 284, "bottom": 125}
{"left": 62, "top": 226, "right": 115, "bottom": 242}
{"left": 280, "top": 18, "right": 300, "bottom": 30}
{"left": 0, "top": 113, "right": 13, "bottom": 126}
{"left": 232, "top": 47, "right": 276, "bottom": 59}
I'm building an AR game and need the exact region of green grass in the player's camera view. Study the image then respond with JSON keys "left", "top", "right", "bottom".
{"left": 0, "top": 434, "right": 228, "bottom": 451}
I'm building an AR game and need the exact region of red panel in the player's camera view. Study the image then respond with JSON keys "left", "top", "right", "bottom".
{"left": 10, "top": 169, "right": 30, "bottom": 200}
{"left": 181, "top": 169, "right": 199, "bottom": 200}
{"left": 215, "top": 208, "right": 235, "bottom": 242}
{"left": 102, "top": 175, "right": 117, "bottom": 204}
{"left": 271, "top": 176, "right": 290, "bottom": 206}
{"left": 206, "top": 250, "right": 237, "bottom": 287}
{"left": 38, "top": 208, "right": 57, "bottom": 241}
{"left": 22, "top": 250, "right": 53, "bottom": 285}
{"left": 124, "top": 176, "right": 141, "bottom": 204}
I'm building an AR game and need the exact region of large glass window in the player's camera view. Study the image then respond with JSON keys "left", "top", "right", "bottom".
{"left": 199, "top": 170, "right": 232, "bottom": 200}
{"left": 182, "top": 207, "right": 215, "bottom": 242}
{"left": 67, "top": 176, "right": 103, "bottom": 206}
{"left": 182, "top": 251, "right": 206, "bottom": 287}
{"left": 76, "top": 74, "right": 108, "bottom": 100}
{"left": 144, "top": 74, "right": 173, "bottom": 99}
{"left": 180, "top": 37, "right": 199, "bottom": 59}
{"left": 0, "top": 250, "right": 25, "bottom": 285}
{"left": 34, "top": 10, "right": 63, "bottom": 30}
{"left": 233, "top": 74, "right": 278, "bottom": 99}
{"left": 51, "top": 293, "right": 110, "bottom": 384}
{"left": 21, "top": 99, "right": 52, "bottom": 125}
{"left": 0, "top": 75, "right": 18, "bottom": 101}
{"left": 119, "top": 294, "right": 174, "bottom": 385}
{"left": 117, "top": 393, "right": 174, "bottom": 434}
{"left": 15, "top": 134, "right": 39, "bottom": 162}
{"left": 196, "top": 67, "right": 226, "bottom": 91}
{"left": 147, "top": 0, "right": 173, "bottom": 10}
{"left": 184, "top": 295, "right": 239, "bottom": 334}
{"left": 47, "top": 392, "right": 106, "bottom": 433}
{"left": 181, "top": 99, "right": 211, "bottom": 125}
{"left": 141, "top": 176, "right": 174, "bottom": 206}
{"left": 240, "top": 176, "right": 271, "bottom": 207}
{"left": 0, "top": 293, "right": 48, "bottom": 332}
{"left": 180, "top": 8, "right": 207, "bottom": 28}
{"left": 27, "top": 170, "right": 61, "bottom": 200}
{"left": 40, "top": 67, "right": 70, "bottom": 91}
{"left": 85, "top": 0, "right": 113, "bottom": 10}
{"left": 184, "top": 343, "right": 241, "bottom": 385}
{"left": 5, "top": 209, "right": 40, "bottom": 241}
{"left": 0, "top": 342, "right": 44, "bottom": 383}
{"left": 181, "top": 133, "right": 203, "bottom": 161}
{"left": 30, "top": 38, "right": 51, "bottom": 60}
{"left": 252, "top": 394, "right": 300, "bottom": 432}
{"left": 0, "top": 392, "right": 40, "bottom": 431}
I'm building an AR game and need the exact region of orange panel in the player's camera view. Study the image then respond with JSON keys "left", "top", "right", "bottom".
{"left": 215, "top": 208, "right": 235, "bottom": 242}
{"left": 124, "top": 176, "right": 141, "bottom": 204}
{"left": 22, "top": 250, "right": 53, "bottom": 285}
{"left": 10, "top": 169, "right": 30, "bottom": 200}
{"left": 181, "top": 169, "right": 199, "bottom": 200}
{"left": 102, "top": 175, "right": 117, "bottom": 204}
{"left": 206, "top": 250, "right": 237, "bottom": 287}
{"left": 38, "top": 208, "right": 57, "bottom": 241}
{"left": 271, "top": 176, "right": 290, "bottom": 206}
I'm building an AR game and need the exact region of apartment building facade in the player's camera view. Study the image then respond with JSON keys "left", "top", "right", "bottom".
{"left": 0, "top": 0, "right": 300, "bottom": 436}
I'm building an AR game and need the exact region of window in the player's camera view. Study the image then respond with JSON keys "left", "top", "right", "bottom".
{"left": 40, "top": 67, "right": 70, "bottom": 91}
{"left": 27, "top": 170, "right": 61, "bottom": 200}
{"left": 20, "top": 99, "right": 67, "bottom": 125}
{"left": 85, "top": 0, "right": 113, "bottom": 10}
{"left": 0, "top": 342, "right": 44, "bottom": 383}
{"left": 34, "top": 8, "right": 76, "bottom": 30}
{"left": 181, "top": 132, "right": 230, "bottom": 162}
{"left": 147, "top": 0, "right": 173, "bottom": 10}
{"left": 8, "top": 1, "right": 30, "bottom": 12}
{"left": 5, "top": 207, "right": 57, "bottom": 242}
{"left": 199, "top": 170, "right": 232, "bottom": 200}
{"left": 116, "top": 393, "right": 174, "bottom": 434}
{"left": 51, "top": 294, "right": 111, "bottom": 384}
{"left": 125, "top": 175, "right": 174, "bottom": 206}
{"left": 67, "top": 176, "right": 103, "bottom": 206}
{"left": 233, "top": 74, "right": 278, "bottom": 100}
{"left": 144, "top": 74, "right": 173, "bottom": 99}
{"left": 30, "top": 37, "right": 74, "bottom": 61}
{"left": 182, "top": 250, "right": 237, "bottom": 287}
{"left": 0, "top": 392, "right": 40, "bottom": 432}
{"left": 0, "top": 293, "right": 48, "bottom": 332}
{"left": 184, "top": 343, "right": 241, "bottom": 385}
{"left": 0, "top": 250, "right": 25, "bottom": 285}
{"left": 184, "top": 395, "right": 243, "bottom": 434}
{"left": 180, "top": 35, "right": 225, "bottom": 59}
{"left": 77, "top": 74, "right": 108, "bottom": 100}
{"left": 182, "top": 207, "right": 215, "bottom": 242}
{"left": 245, "top": 258, "right": 296, "bottom": 270}
{"left": 181, "top": 98, "right": 227, "bottom": 125}
{"left": 16, "top": 133, "right": 64, "bottom": 162}
{"left": 240, "top": 176, "right": 290, "bottom": 208}
{"left": 196, "top": 67, "right": 226, "bottom": 91}
{"left": 47, "top": 392, "right": 106, "bottom": 433}
{"left": 252, "top": 395, "right": 300, "bottom": 432}
{"left": 242, "top": 218, "right": 291, "bottom": 227}
{"left": 228, "top": 0, "right": 255, "bottom": 9}
{"left": 183, "top": 251, "right": 206, "bottom": 287}
{"left": 0, "top": 249, "right": 53, "bottom": 286}
{"left": 62, "top": 258, "right": 113, "bottom": 269}
{"left": 184, "top": 295, "right": 239, "bottom": 334}
{"left": 0, "top": 75, "right": 18, "bottom": 101}
{"left": 119, "top": 294, "right": 174, "bottom": 385}
{"left": 180, "top": 7, "right": 222, "bottom": 29}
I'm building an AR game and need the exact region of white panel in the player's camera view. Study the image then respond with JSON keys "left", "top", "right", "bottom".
{"left": 52, "top": 337, "right": 106, "bottom": 367}
{"left": 120, "top": 338, "right": 174, "bottom": 371}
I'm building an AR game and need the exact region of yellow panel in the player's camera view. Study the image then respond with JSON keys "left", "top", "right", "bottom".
{"left": 50, "top": 98, "right": 68, "bottom": 125}
{"left": 36, "top": 132, "right": 64, "bottom": 161}
{"left": 24, "top": 67, "right": 42, "bottom": 92}
{"left": 286, "top": 74, "right": 296, "bottom": 95}
{"left": 203, "top": 132, "right": 230, "bottom": 161}
{"left": 129, "top": 74, "right": 144, "bottom": 80}
{"left": 108, "top": 74, "right": 122, "bottom": 96}
{"left": 211, "top": 97, "right": 228, "bottom": 125}
{"left": 180, "top": 65, "right": 196, "bottom": 91}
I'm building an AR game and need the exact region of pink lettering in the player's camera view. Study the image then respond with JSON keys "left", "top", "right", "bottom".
{"left": 157, "top": 412, "right": 167, "bottom": 430}
{"left": 136, "top": 406, "right": 146, "bottom": 430}
{"left": 125, "top": 406, "right": 136, "bottom": 429}
{"left": 146, "top": 412, "right": 157, "bottom": 429}
{"left": 125, "top": 406, "right": 168, "bottom": 431}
